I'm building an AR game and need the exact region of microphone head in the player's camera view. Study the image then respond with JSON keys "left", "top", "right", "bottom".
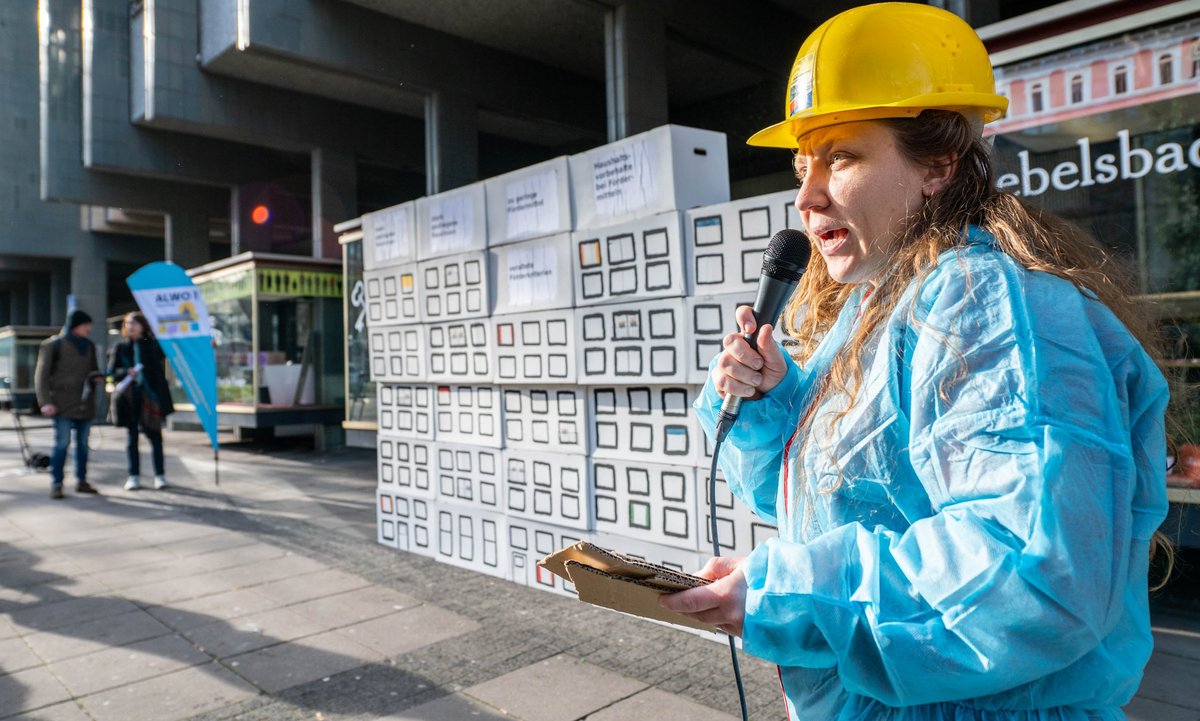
{"left": 762, "top": 229, "right": 811, "bottom": 281}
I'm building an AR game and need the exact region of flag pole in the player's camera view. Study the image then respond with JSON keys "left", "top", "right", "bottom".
{"left": 214, "top": 448, "right": 220, "bottom": 486}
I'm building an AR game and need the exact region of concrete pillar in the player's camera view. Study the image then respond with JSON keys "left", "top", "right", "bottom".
{"left": 70, "top": 239, "right": 107, "bottom": 347}
{"left": 229, "top": 186, "right": 242, "bottom": 256}
{"left": 29, "top": 277, "right": 50, "bottom": 326}
{"left": 425, "top": 91, "right": 478, "bottom": 195}
{"left": 10, "top": 283, "right": 29, "bottom": 326}
{"left": 312, "top": 147, "right": 358, "bottom": 259}
{"left": 605, "top": 0, "right": 669, "bottom": 141}
{"left": 51, "top": 263, "right": 70, "bottom": 327}
{"left": 166, "top": 209, "right": 211, "bottom": 270}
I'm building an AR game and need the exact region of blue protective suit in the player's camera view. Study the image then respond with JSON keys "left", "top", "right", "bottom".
{"left": 695, "top": 230, "right": 1168, "bottom": 720}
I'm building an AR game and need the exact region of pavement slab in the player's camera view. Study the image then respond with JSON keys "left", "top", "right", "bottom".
{"left": 0, "top": 665, "right": 73, "bottom": 719}
{"left": 334, "top": 605, "right": 480, "bottom": 659}
{"left": 4, "top": 596, "right": 139, "bottom": 636}
{"left": 223, "top": 629, "right": 385, "bottom": 693}
{"left": 144, "top": 587, "right": 291, "bottom": 631}
{"left": 286, "top": 585, "right": 422, "bottom": 629}
{"left": 18, "top": 609, "right": 171, "bottom": 663}
{"left": 465, "top": 654, "right": 648, "bottom": 721}
{"left": 182, "top": 606, "right": 329, "bottom": 659}
{"left": 47, "top": 632, "right": 210, "bottom": 696}
{"left": 3, "top": 700, "right": 93, "bottom": 721}
{"left": 0, "top": 636, "right": 44, "bottom": 675}
{"left": 77, "top": 662, "right": 259, "bottom": 721}
{"left": 585, "top": 687, "right": 738, "bottom": 721}
{"left": 379, "top": 693, "right": 514, "bottom": 720}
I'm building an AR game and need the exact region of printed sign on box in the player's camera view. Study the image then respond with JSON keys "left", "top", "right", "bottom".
{"left": 363, "top": 201, "right": 418, "bottom": 270}
{"left": 494, "top": 311, "right": 576, "bottom": 384}
{"left": 697, "top": 467, "right": 779, "bottom": 558}
{"left": 417, "top": 183, "right": 487, "bottom": 259}
{"left": 570, "top": 125, "right": 729, "bottom": 228}
{"left": 486, "top": 157, "right": 574, "bottom": 245}
{"left": 572, "top": 211, "right": 688, "bottom": 307}
{"left": 368, "top": 324, "right": 424, "bottom": 383}
{"left": 434, "top": 443, "right": 504, "bottom": 512}
{"left": 502, "top": 387, "right": 587, "bottom": 454}
{"left": 435, "top": 505, "right": 507, "bottom": 578}
{"left": 503, "top": 450, "right": 591, "bottom": 531}
{"left": 576, "top": 298, "right": 688, "bottom": 384}
{"left": 588, "top": 385, "right": 701, "bottom": 463}
{"left": 376, "top": 383, "right": 435, "bottom": 440}
{"left": 434, "top": 384, "right": 503, "bottom": 448}
{"left": 490, "top": 233, "right": 574, "bottom": 313}
{"left": 507, "top": 519, "right": 585, "bottom": 598}
{"left": 378, "top": 437, "right": 435, "bottom": 500}
{"left": 419, "top": 251, "right": 490, "bottom": 322}
{"left": 591, "top": 459, "right": 701, "bottom": 551}
{"left": 364, "top": 265, "right": 420, "bottom": 326}
{"left": 686, "top": 189, "right": 802, "bottom": 295}
{"left": 425, "top": 318, "right": 493, "bottom": 384}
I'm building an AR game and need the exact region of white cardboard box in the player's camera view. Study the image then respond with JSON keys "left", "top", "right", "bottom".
{"left": 376, "top": 488, "right": 399, "bottom": 549}
{"left": 434, "top": 505, "right": 507, "bottom": 578}
{"left": 364, "top": 265, "right": 421, "bottom": 326}
{"left": 368, "top": 324, "right": 425, "bottom": 383}
{"left": 425, "top": 318, "right": 493, "bottom": 384}
{"left": 570, "top": 125, "right": 729, "bottom": 229}
{"left": 376, "top": 491, "right": 436, "bottom": 558}
{"left": 494, "top": 311, "right": 576, "bottom": 384}
{"left": 501, "top": 386, "right": 588, "bottom": 455}
{"left": 485, "top": 156, "right": 574, "bottom": 245}
{"left": 416, "top": 182, "right": 488, "bottom": 259}
{"left": 418, "top": 251, "right": 490, "bottom": 322}
{"left": 395, "top": 495, "right": 437, "bottom": 557}
{"left": 685, "top": 293, "right": 793, "bottom": 385}
{"left": 363, "top": 201, "right": 419, "bottom": 271}
{"left": 502, "top": 449, "right": 592, "bottom": 531}
{"left": 572, "top": 211, "right": 688, "bottom": 307}
{"left": 576, "top": 298, "right": 688, "bottom": 384}
{"left": 686, "top": 189, "right": 802, "bottom": 295}
{"left": 507, "top": 519, "right": 587, "bottom": 597}
{"left": 588, "top": 385, "right": 702, "bottom": 464}
{"left": 490, "top": 233, "right": 575, "bottom": 313}
{"left": 590, "top": 458, "right": 702, "bottom": 552}
{"left": 376, "top": 383, "right": 435, "bottom": 440}
{"left": 696, "top": 467, "right": 779, "bottom": 558}
{"left": 377, "top": 437, "right": 435, "bottom": 500}
{"left": 434, "top": 384, "right": 503, "bottom": 448}
{"left": 434, "top": 443, "right": 504, "bottom": 512}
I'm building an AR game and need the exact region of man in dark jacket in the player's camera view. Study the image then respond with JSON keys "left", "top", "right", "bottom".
{"left": 35, "top": 310, "right": 103, "bottom": 499}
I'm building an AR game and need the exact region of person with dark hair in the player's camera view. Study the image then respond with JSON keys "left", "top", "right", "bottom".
{"left": 108, "top": 311, "right": 175, "bottom": 490}
{"left": 35, "top": 309, "right": 103, "bottom": 499}
{"left": 662, "top": 4, "right": 1171, "bottom": 720}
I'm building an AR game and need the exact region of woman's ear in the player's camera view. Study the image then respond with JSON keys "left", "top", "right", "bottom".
{"left": 922, "top": 154, "right": 958, "bottom": 198}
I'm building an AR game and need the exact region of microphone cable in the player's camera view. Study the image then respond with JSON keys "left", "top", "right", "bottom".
{"left": 710, "top": 415, "right": 749, "bottom": 721}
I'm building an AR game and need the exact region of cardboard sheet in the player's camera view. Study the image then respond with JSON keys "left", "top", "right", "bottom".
{"left": 539, "top": 541, "right": 718, "bottom": 633}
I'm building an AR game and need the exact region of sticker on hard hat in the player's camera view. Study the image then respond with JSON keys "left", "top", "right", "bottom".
{"left": 787, "top": 55, "right": 814, "bottom": 117}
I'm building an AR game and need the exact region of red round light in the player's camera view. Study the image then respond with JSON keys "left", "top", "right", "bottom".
{"left": 251, "top": 205, "right": 271, "bottom": 224}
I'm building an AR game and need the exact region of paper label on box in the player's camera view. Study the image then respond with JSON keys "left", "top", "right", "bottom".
{"left": 371, "top": 205, "right": 412, "bottom": 262}
{"left": 592, "top": 140, "right": 657, "bottom": 218}
{"left": 505, "top": 170, "right": 561, "bottom": 240}
{"left": 428, "top": 194, "right": 476, "bottom": 255}
{"left": 506, "top": 245, "right": 558, "bottom": 307}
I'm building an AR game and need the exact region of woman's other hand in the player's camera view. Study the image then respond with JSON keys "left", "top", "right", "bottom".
{"left": 659, "top": 556, "right": 747, "bottom": 637}
{"left": 711, "top": 305, "right": 788, "bottom": 400}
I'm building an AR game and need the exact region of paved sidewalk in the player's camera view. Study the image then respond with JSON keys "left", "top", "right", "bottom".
{"left": 0, "top": 422, "right": 1198, "bottom": 721}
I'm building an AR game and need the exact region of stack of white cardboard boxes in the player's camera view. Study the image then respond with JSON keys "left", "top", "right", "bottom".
{"left": 368, "top": 124, "right": 799, "bottom": 606}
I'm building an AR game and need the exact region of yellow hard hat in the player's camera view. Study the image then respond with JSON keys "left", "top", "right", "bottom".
{"left": 748, "top": 2, "right": 1008, "bottom": 148}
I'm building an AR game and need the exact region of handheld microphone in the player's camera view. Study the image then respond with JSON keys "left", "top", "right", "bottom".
{"left": 715, "top": 228, "right": 810, "bottom": 439}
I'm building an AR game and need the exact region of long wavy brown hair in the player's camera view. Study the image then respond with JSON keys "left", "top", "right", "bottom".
{"left": 782, "top": 109, "right": 1173, "bottom": 587}
{"left": 121, "top": 311, "right": 155, "bottom": 340}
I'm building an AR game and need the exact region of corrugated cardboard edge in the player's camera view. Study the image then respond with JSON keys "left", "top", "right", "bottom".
{"left": 538, "top": 542, "right": 719, "bottom": 634}
{"left": 564, "top": 562, "right": 719, "bottom": 633}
